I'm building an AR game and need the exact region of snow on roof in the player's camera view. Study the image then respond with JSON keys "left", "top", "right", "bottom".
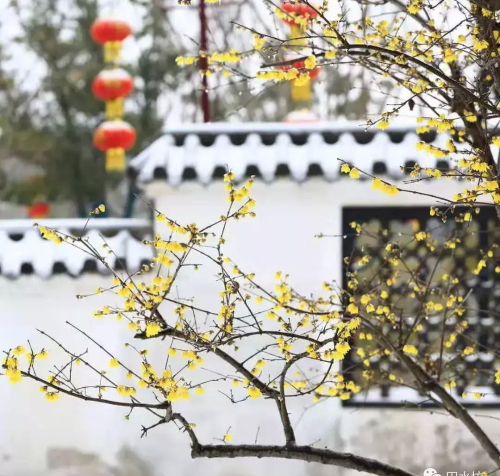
{"left": 129, "top": 120, "right": 453, "bottom": 185}
{"left": 0, "top": 218, "right": 153, "bottom": 279}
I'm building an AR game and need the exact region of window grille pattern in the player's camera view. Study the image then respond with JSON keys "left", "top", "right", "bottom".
{"left": 341, "top": 206, "right": 500, "bottom": 407}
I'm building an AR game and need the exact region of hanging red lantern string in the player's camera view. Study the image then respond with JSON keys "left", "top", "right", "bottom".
{"left": 279, "top": 4, "right": 320, "bottom": 108}
{"left": 91, "top": 18, "right": 135, "bottom": 173}
{"left": 93, "top": 121, "right": 137, "bottom": 172}
{"left": 90, "top": 19, "right": 132, "bottom": 64}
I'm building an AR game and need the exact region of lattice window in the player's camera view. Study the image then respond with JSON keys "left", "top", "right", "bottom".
{"left": 341, "top": 206, "right": 500, "bottom": 407}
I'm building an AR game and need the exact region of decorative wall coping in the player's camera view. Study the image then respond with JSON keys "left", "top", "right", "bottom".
{"left": 0, "top": 218, "right": 153, "bottom": 279}
{"left": 129, "top": 121, "right": 456, "bottom": 186}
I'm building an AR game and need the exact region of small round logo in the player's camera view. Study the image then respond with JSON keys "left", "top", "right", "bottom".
{"left": 424, "top": 469, "right": 441, "bottom": 476}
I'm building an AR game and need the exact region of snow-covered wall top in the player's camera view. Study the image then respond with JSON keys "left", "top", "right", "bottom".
{"left": 129, "top": 120, "right": 454, "bottom": 185}
{"left": 0, "top": 218, "right": 153, "bottom": 279}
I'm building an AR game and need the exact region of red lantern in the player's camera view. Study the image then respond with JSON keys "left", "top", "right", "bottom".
{"left": 92, "top": 68, "right": 134, "bottom": 100}
{"left": 90, "top": 18, "right": 135, "bottom": 171}
{"left": 90, "top": 19, "right": 132, "bottom": 64}
{"left": 93, "top": 120, "right": 136, "bottom": 151}
{"left": 93, "top": 121, "right": 136, "bottom": 172}
{"left": 28, "top": 202, "right": 50, "bottom": 219}
{"left": 90, "top": 19, "right": 132, "bottom": 44}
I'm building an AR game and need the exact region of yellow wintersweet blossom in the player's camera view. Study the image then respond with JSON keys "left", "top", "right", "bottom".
{"left": 372, "top": 178, "right": 383, "bottom": 190}
{"left": 176, "top": 55, "right": 197, "bottom": 66}
{"left": 305, "top": 55, "right": 317, "bottom": 69}
{"left": 377, "top": 118, "right": 390, "bottom": 129}
{"left": 13, "top": 346, "right": 25, "bottom": 356}
{"left": 474, "top": 260, "right": 486, "bottom": 275}
{"left": 117, "top": 385, "right": 136, "bottom": 397}
{"left": 210, "top": 49, "right": 241, "bottom": 64}
{"left": 334, "top": 341, "right": 350, "bottom": 359}
{"left": 403, "top": 345, "right": 418, "bottom": 355}
{"left": 179, "top": 388, "right": 190, "bottom": 400}
{"left": 445, "top": 380, "right": 457, "bottom": 390}
{"left": 146, "top": 322, "right": 162, "bottom": 337}
{"left": 349, "top": 168, "right": 360, "bottom": 179}
{"left": 45, "top": 392, "right": 60, "bottom": 402}
{"left": 248, "top": 386, "right": 262, "bottom": 399}
{"left": 6, "top": 368, "right": 22, "bottom": 384}
{"left": 382, "top": 183, "right": 399, "bottom": 196}
{"left": 155, "top": 253, "right": 174, "bottom": 267}
{"left": 473, "top": 39, "right": 489, "bottom": 51}
{"left": 254, "top": 35, "right": 265, "bottom": 50}
{"left": 462, "top": 346, "right": 475, "bottom": 356}
{"left": 109, "top": 358, "right": 119, "bottom": 368}
{"left": 463, "top": 110, "right": 477, "bottom": 122}
{"left": 182, "top": 350, "right": 197, "bottom": 360}
{"left": 408, "top": 0, "right": 422, "bottom": 14}
{"left": 346, "top": 303, "right": 359, "bottom": 314}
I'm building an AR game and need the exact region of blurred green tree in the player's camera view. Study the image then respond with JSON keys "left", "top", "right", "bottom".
{"left": 1, "top": 0, "right": 196, "bottom": 216}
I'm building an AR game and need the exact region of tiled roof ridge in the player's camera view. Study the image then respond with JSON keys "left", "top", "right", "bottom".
{"left": 0, "top": 218, "right": 153, "bottom": 279}
{"left": 129, "top": 124, "right": 460, "bottom": 185}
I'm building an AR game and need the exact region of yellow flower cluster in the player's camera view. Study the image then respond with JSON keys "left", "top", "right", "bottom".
{"left": 210, "top": 49, "right": 241, "bottom": 64}
{"left": 176, "top": 56, "right": 198, "bottom": 66}
{"left": 3, "top": 356, "right": 22, "bottom": 384}
{"left": 224, "top": 173, "right": 255, "bottom": 204}
{"left": 403, "top": 344, "right": 418, "bottom": 355}
{"left": 38, "top": 226, "right": 63, "bottom": 245}
{"left": 155, "top": 253, "right": 174, "bottom": 268}
{"left": 45, "top": 392, "right": 60, "bottom": 402}
{"left": 276, "top": 336, "right": 292, "bottom": 355}
{"left": 416, "top": 142, "right": 449, "bottom": 158}
{"left": 254, "top": 34, "right": 265, "bottom": 51}
{"left": 256, "top": 69, "right": 310, "bottom": 83}
{"left": 340, "top": 164, "right": 361, "bottom": 179}
{"left": 167, "top": 386, "right": 190, "bottom": 401}
{"left": 154, "top": 240, "right": 189, "bottom": 253}
{"left": 146, "top": 322, "right": 162, "bottom": 337}
{"left": 333, "top": 341, "right": 350, "bottom": 360}
{"left": 91, "top": 204, "right": 106, "bottom": 215}
{"left": 420, "top": 116, "right": 454, "bottom": 133}
{"left": 248, "top": 386, "right": 262, "bottom": 399}
{"left": 116, "top": 385, "right": 136, "bottom": 397}
{"left": 372, "top": 178, "right": 399, "bottom": 196}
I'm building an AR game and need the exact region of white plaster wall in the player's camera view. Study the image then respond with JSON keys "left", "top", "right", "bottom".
{"left": 1, "top": 178, "right": 499, "bottom": 476}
